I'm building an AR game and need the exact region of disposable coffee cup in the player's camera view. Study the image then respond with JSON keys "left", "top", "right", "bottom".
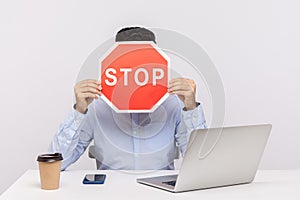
{"left": 37, "top": 153, "right": 63, "bottom": 190}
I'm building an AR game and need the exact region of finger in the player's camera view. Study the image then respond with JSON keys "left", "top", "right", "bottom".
{"left": 170, "top": 90, "right": 190, "bottom": 96}
{"left": 80, "top": 92, "right": 99, "bottom": 99}
{"left": 169, "top": 79, "right": 194, "bottom": 88}
{"left": 170, "top": 91, "right": 195, "bottom": 101}
{"left": 78, "top": 86, "right": 102, "bottom": 95}
{"left": 169, "top": 77, "right": 185, "bottom": 83}
{"left": 169, "top": 83, "right": 193, "bottom": 92}
{"left": 77, "top": 80, "right": 100, "bottom": 89}
{"left": 170, "top": 82, "right": 196, "bottom": 94}
{"left": 78, "top": 82, "right": 102, "bottom": 91}
{"left": 168, "top": 81, "right": 190, "bottom": 89}
{"left": 75, "top": 80, "right": 101, "bottom": 92}
{"left": 78, "top": 80, "right": 101, "bottom": 87}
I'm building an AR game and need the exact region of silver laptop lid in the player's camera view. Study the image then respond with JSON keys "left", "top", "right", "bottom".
{"left": 175, "top": 124, "right": 272, "bottom": 192}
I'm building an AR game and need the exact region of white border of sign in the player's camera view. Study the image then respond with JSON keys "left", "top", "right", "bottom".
{"left": 98, "top": 41, "right": 171, "bottom": 113}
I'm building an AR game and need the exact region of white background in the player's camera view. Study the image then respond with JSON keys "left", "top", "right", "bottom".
{"left": 0, "top": 0, "right": 299, "bottom": 194}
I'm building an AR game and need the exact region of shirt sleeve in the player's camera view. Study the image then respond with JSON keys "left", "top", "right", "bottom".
{"left": 182, "top": 103, "right": 207, "bottom": 131}
{"left": 49, "top": 108, "right": 94, "bottom": 171}
{"left": 175, "top": 101, "right": 207, "bottom": 156}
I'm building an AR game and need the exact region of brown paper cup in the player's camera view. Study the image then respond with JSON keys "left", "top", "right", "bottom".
{"left": 37, "top": 153, "right": 63, "bottom": 190}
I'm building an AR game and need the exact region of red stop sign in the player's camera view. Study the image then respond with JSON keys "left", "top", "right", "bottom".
{"left": 100, "top": 41, "right": 170, "bottom": 113}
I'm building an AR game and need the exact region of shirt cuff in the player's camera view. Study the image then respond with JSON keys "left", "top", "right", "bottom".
{"left": 182, "top": 103, "right": 206, "bottom": 129}
{"left": 71, "top": 108, "right": 87, "bottom": 129}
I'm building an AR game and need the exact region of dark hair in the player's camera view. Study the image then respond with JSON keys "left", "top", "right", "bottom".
{"left": 115, "top": 27, "right": 156, "bottom": 43}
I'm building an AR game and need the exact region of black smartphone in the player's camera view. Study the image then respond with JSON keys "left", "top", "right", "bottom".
{"left": 82, "top": 174, "right": 106, "bottom": 184}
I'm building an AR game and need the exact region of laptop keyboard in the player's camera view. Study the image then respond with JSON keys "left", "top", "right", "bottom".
{"left": 162, "top": 180, "right": 177, "bottom": 187}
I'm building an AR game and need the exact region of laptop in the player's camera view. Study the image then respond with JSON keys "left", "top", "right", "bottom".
{"left": 137, "top": 124, "right": 272, "bottom": 193}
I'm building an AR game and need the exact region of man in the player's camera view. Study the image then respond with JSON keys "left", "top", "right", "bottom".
{"left": 50, "top": 27, "right": 207, "bottom": 170}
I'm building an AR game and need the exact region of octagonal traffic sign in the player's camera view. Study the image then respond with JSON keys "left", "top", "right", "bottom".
{"left": 99, "top": 41, "right": 170, "bottom": 113}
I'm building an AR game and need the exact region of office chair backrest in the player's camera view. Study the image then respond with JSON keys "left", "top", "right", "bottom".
{"left": 88, "top": 145, "right": 180, "bottom": 169}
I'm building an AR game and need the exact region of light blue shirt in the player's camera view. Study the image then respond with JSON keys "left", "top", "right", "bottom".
{"left": 50, "top": 95, "right": 206, "bottom": 170}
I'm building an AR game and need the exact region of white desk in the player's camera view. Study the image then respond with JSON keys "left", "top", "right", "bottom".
{"left": 0, "top": 170, "right": 299, "bottom": 200}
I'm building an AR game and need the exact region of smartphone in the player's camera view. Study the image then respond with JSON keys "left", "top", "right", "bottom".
{"left": 82, "top": 174, "right": 106, "bottom": 184}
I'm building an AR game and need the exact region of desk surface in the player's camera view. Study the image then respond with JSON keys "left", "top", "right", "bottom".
{"left": 1, "top": 170, "right": 300, "bottom": 200}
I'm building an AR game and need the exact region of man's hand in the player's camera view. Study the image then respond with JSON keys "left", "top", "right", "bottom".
{"left": 74, "top": 79, "right": 102, "bottom": 114}
{"left": 168, "top": 78, "right": 197, "bottom": 110}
